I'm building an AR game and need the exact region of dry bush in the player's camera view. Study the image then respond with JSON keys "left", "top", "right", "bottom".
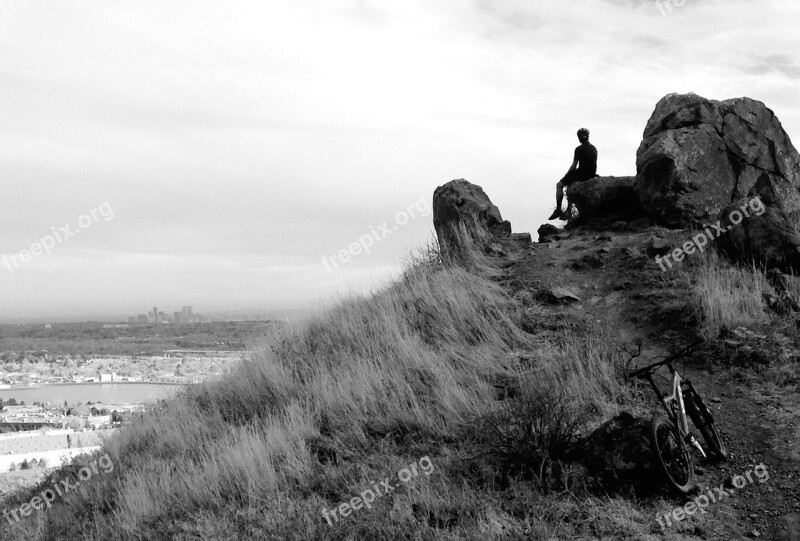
{"left": 467, "top": 384, "right": 590, "bottom": 492}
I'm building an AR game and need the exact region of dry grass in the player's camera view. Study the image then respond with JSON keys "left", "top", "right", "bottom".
{"left": 687, "top": 250, "right": 770, "bottom": 339}
{"left": 0, "top": 241, "right": 653, "bottom": 541}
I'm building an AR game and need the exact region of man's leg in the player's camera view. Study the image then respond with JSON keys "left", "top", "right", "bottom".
{"left": 549, "top": 180, "right": 566, "bottom": 219}
{"left": 565, "top": 180, "right": 580, "bottom": 217}
{"left": 550, "top": 172, "right": 576, "bottom": 220}
{"left": 552, "top": 171, "right": 580, "bottom": 220}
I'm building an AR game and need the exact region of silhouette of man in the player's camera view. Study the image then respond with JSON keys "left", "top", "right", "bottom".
{"left": 548, "top": 128, "right": 598, "bottom": 220}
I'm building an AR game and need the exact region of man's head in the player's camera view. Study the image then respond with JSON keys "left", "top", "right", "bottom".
{"left": 577, "top": 128, "right": 590, "bottom": 142}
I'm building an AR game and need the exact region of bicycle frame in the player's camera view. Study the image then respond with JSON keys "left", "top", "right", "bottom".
{"left": 640, "top": 363, "right": 706, "bottom": 458}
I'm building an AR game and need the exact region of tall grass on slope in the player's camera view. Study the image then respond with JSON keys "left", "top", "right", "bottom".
{"left": 687, "top": 250, "right": 769, "bottom": 339}
{"left": 2, "top": 241, "right": 638, "bottom": 540}
{"left": 1, "top": 244, "right": 532, "bottom": 539}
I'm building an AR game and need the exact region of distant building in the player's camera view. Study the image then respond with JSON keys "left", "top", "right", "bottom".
{"left": 98, "top": 374, "right": 112, "bottom": 383}
{"left": 131, "top": 305, "right": 201, "bottom": 324}
{"left": 2, "top": 405, "right": 43, "bottom": 414}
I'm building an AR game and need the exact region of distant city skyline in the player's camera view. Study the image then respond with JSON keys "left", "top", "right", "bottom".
{"left": 0, "top": 307, "right": 308, "bottom": 325}
{"left": 1, "top": 1, "right": 798, "bottom": 321}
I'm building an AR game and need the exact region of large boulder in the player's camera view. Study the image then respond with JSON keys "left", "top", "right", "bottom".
{"left": 433, "top": 179, "right": 512, "bottom": 260}
{"left": 717, "top": 172, "right": 800, "bottom": 274}
{"left": 580, "top": 412, "right": 661, "bottom": 494}
{"left": 567, "top": 176, "right": 643, "bottom": 224}
{"left": 636, "top": 93, "right": 800, "bottom": 228}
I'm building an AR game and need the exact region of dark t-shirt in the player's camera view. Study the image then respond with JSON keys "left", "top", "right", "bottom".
{"left": 574, "top": 141, "right": 598, "bottom": 180}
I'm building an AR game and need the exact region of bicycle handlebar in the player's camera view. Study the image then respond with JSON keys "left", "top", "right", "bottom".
{"left": 629, "top": 339, "right": 704, "bottom": 380}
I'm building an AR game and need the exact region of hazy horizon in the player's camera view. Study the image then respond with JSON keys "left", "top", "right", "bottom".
{"left": 2, "top": 0, "right": 799, "bottom": 321}
{"left": 0, "top": 307, "right": 312, "bottom": 325}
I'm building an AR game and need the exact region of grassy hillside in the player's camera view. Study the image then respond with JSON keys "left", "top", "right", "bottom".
{"left": 0, "top": 241, "right": 651, "bottom": 540}
{"left": 3, "top": 234, "right": 799, "bottom": 540}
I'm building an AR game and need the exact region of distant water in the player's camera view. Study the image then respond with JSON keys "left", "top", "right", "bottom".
{"left": 0, "top": 383, "right": 185, "bottom": 405}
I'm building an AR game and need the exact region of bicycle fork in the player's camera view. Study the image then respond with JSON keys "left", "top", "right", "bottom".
{"left": 684, "top": 433, "right": 706, "bottom": 458}
{"left": 673, "top": 390, "right": 707, "bottom": 459}
{"left": 646, "top": 372, "right": 708, "bottom": 459}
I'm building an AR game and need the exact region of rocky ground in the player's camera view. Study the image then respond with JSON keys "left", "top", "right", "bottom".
{"left": 498, "top": 223, "right": 800, "bottom": 540}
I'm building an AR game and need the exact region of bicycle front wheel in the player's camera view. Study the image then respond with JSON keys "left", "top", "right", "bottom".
{"left": 650, "top": 416, "right": 696, "bottom": 494}
{"left": 684, "top": 385, "right": 727, "bottom": 461}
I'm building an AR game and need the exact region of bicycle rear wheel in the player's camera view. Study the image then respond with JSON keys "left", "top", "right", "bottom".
{"left": 684, "top": 385, "right": 727, "bottom": 461}
{"left": 650, "top": 416, "right": 696, "bottom": 494}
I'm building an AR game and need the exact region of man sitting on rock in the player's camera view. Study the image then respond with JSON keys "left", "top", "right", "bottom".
{"left": 548, "top": 128, "right": 598, "bottom": 220}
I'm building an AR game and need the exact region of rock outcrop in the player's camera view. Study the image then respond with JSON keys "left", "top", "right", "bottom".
{"left": 636, "top": 93, "right": 800, "bottom": 228}
{"left": 433, "top": 179, "right": 513, "bottom": 261}
{"left": 580, "top": 412, "right": 661, "bottom": 494}
{"left": 537, "top": 224, "right": 566, "bottom": 243}
{"left": 716, "top": 172, "right": 800, "bottom": 273}
{"left": 567, "top": 176, "right": 644, "bottom": 225}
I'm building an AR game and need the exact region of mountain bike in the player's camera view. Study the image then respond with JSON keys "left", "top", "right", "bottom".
{"left": 629, "top": 339, "right": 727, "bottom": 494}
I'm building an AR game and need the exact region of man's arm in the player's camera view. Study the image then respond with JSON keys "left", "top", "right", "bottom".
{"left": 565, "top": 159, "right": 578, "bottom": 176}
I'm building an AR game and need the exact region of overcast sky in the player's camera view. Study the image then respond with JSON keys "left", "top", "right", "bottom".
{"left": 1, "top": 0, "right": 798, "bottom": 322}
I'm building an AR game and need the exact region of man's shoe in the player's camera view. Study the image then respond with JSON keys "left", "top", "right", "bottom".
{"left": 548, "top": 209, "right": 563, "bottom": 220}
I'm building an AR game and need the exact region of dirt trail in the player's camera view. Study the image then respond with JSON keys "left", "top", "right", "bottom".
{"left": 502, "top": 225, "right": 800, "bottom": 541}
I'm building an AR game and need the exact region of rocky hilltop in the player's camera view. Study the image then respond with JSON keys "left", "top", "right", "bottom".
{"left": 436, "top": 93, "right": 800, "bottom": 274}
{"left": 431, "top": 92, "right": 800, "bottom": 540}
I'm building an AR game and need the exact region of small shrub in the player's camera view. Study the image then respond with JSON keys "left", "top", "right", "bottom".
{"left": 467, "top": 384, "right": 590, "bottom": 492}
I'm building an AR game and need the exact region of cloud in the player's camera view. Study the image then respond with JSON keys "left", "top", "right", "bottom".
{"left": 0, "top": 0, "right": 798, "bottom": 320}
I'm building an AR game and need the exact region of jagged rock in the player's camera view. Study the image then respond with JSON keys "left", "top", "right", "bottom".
{"left": 542, "top": 287, "right": 581, "bottom": 303}
{"left": 581, "top": 412, "right": 660, "bottom": 493}
{"left": 716, "top": 172, "right": 800, "bottom": 273}
{"left": 510, "top": 232, "right": 532, "bottom": 245}
{"left": 636, "top": 93, "right": 800, "bottom": 228}
{"left": 433, "top": 179, "right": 512, "bottom": 261}
{"left": 567, "top": 176, "right": 643, "bottom": 224}
{"left": 571, "top": 253, "right": 604, "bottom": 270}
{"left": 645, "top": 236, "right": 672, "bottom": 257}
{"left": 537, "top": 224, "right": 563, "bottom": 243}
{"left": 623, "top": 246, "right": 644, "bottom": 259}
{"left": 487, "top": 243, "right": 507, "bottom": 257}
